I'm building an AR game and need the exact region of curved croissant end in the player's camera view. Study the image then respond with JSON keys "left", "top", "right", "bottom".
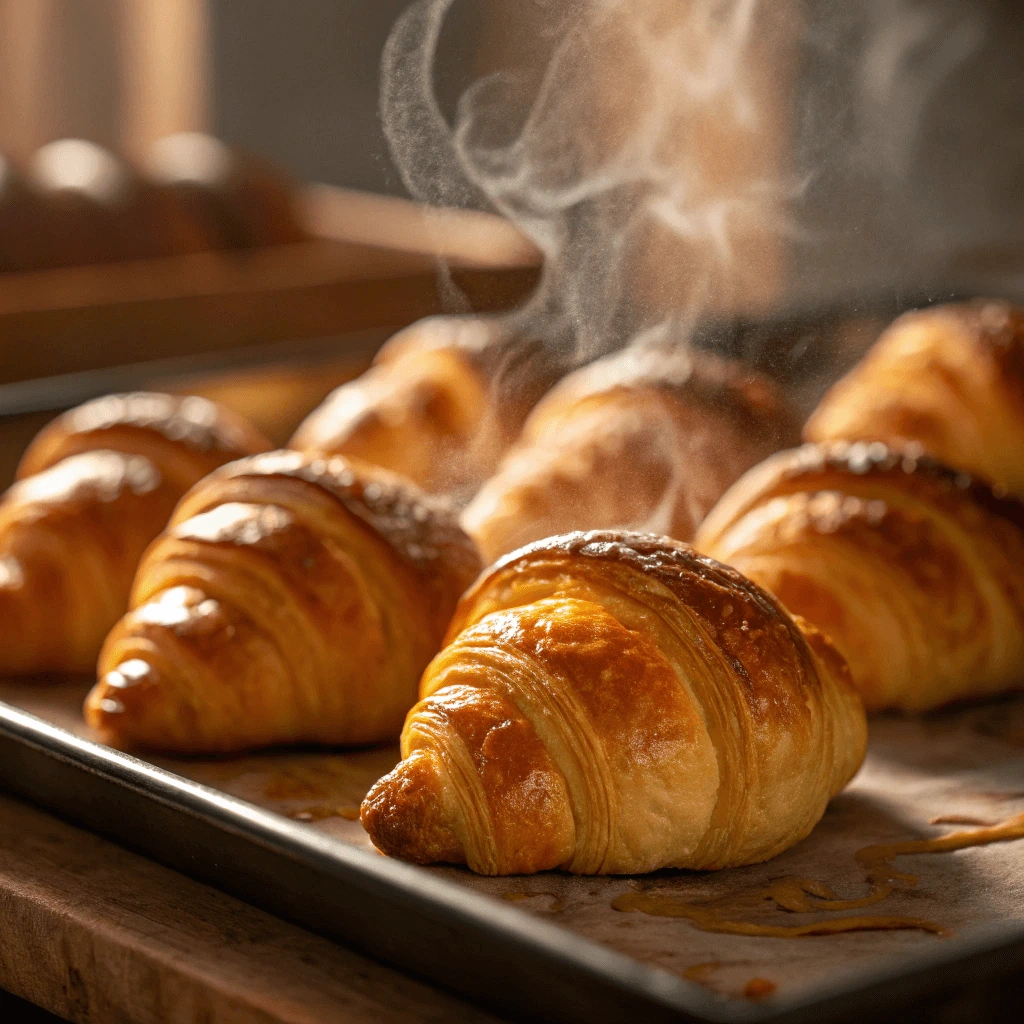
{"left": 291, "top": 316, "right": 559, "bottom": 499}
{"left": 461, "top": 346, "right": 799, "bottom": 564}
{"left": 361, "top": 531, "right": 866, "bottom": 876}
{"left": 0, "top": 452, "right": 182, "bottom": 674}
{"left": 805, "top": 300, "right": 1024, "bottom": 496}
{"left": 88, "top": 451, "right": 482, "bottom": 753}
{"left": 0, "top": 394, "right": 269, "bottom": 676}
{"left": 695, "top": 441, "right": 1024, "bottom": 712}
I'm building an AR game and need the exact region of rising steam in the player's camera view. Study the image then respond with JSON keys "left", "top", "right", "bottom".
{"left": 381, "top": 0, "right": 986, "bottom": 371}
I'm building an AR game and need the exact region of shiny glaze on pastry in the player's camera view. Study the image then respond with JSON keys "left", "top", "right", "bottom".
{"left": 89, "top": 451, "right": 482, "bottom": 753}
{"left": 291, "top": 316, "right": 559, "bottom": 500}
{"left": 361, "top": 530, "right": 866, "bottom": 875}
{"left": 695, "top": 440, "right": 1024, "bottom": 711}
{"left": 0, "top": 393, "right": 270, "bottom": 675}
{"left": 805, "top": 300, "right": 1024, "bottom": 495}
{"left": 461, "top": 345, "right": 800, "bottom": 563}
{"left": 18, "top": 392, "right": 271, "bottom": 489}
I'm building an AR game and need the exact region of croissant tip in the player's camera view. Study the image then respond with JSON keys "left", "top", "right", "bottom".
{"left": 360, "top": 749, "right": 465, "bottom": 867}
{"left": 84, "top": 657, "right": 166, "bottom": 744}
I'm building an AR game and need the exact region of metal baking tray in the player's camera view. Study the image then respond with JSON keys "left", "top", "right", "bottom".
{"left": 1, "top": 291, "right": 1023, "bottom": 1024}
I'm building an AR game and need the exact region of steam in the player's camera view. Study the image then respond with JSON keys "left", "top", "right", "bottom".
{"left": 381, "top": 0, "right": 987, "bottom": 375}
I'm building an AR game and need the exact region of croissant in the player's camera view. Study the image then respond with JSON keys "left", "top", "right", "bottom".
{"left": 361, "top": 531, "right": 866, "bottom": 875}
{"left": 805, "top": 300, "right": 1024, "bottom": 496}
{"left": 88, "top": 451, "right": 482, "bottom": 753}
{"left": 461, "top": 344, "right": 800, "bottom": 564}
{"left": 290, "top": 315, "right": 559, "bottom": 500}
{"left": 695, "top": 441, "right": 1024, "bottom": 712}
{"left": 0, "top": 393, "right": 270, "bottom": 675}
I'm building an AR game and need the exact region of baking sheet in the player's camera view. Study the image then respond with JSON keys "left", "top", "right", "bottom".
{"left": 4, "top": 679, "right": 1022, "bottom": 1013}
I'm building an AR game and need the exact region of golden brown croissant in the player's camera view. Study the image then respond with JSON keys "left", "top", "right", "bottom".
{"left": 695, "top": 441, "right": 1024, "bottom": 712}
{"left": 0, "top": 393, "right": 270, "bottom": 675}
{"left": 805, "top": 301, "right": 1024, "bottom": 496}
{"left": 88, "top": 451, "right": 482, "bottom": 753}
{"left": 290, "top": 316, "right": 559, "bottom": 500}
{"left": 461, "top": 345, "right": 800, "bottom": 563}
{"left": 361, "top": 531, "right": 866, "bottom": 875}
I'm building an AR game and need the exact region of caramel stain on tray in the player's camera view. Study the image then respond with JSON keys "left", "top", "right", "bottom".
{"left": 264, "top": 771, "right": 329, "bottom": 801}
{"left": 682, "top": 962, "right": 777, "bottom": 1001}
{"left": 502, "top": 891, "right": 566, "bottom": 912}
{"left": 288, "top": 805, "right": 362, "bottom": 823}
{"left": 743, "top": 978, "right": 777, "bottom": 1001}
{"left": 614, "top": 812, "right": 1024, "bottom": 938}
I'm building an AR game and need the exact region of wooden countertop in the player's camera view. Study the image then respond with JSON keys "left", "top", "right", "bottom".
{"left": 0, "top": 792, "right": 502, "bottom": 1024}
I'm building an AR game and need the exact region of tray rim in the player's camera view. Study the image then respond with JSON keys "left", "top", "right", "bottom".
{"left": 1, "top": 698, "right": 1023, "bottom": 1024}
{"left": 1, "top": 287, "right": 1023, "bottom": 1021}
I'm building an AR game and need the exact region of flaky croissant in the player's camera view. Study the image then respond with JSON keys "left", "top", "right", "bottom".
{"left": 695, "top": 441, "right": 1024, "bottom": 712}
{"left": 361, "top": 531, "right": 866, "bottom": 875}
{"left": 461, "top": 345, "right": 800, "bottom": 564}
{"left": 805, "top": 300, "right": 1024, "bottom": 496}
{"left": 88, "top": 451, "right": 482, "bottom": 753}
{"left": 290, "top": 316, "right": 559, "bottom": 500}
{"left": 0, "top": 393, "right": 270, "bottom": 675}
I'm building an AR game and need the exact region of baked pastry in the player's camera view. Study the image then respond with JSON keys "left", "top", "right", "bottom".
{"left": 291, "top": 315, "right": 559, "bottom": 500}
{"left": 361, "top": 531, "right": 866, "bottom": 875}
{"left": 695, "top": 441, "right": 1024, "bottom": 712}
{"left": 26, "top": 139, "right": 179, "bottom": 266}
{"left": 461, "top": 344, "right": 800, "bottom": 563}
{"left": 0, "top": 393, "right": 270, "bottom": 675}
{"left": 144, "top": 132, "right": 305, "bottom": 250}
{"left": 88, "top": 451, "right": 482, "bottom": 753}
{"left": 805, "top": 301, "right": 1024, "bottom": 496}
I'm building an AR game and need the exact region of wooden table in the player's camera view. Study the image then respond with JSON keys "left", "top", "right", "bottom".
{"left": 0, "top": 792, "right": 502, "bottom": 1023}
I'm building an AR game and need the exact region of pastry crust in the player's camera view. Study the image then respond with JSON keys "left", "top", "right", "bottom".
{"left": 88, "top": 451, "right": 482, "bottom": 753}
{"left": 461, "top": 345, "right": 800, "bottom": 563}
{"left": 0, "top": 393, "right": 270, "bottom": 675}
{"left": 362, "top": 530, "right": 866, "bottom": 875}
{"left": 291, "top": 316, "right": 559, "bottom": 499}
{"left": 805, "top": 300, "right": 1024, "bottom": 496}
{"left": 695, "top": 440, "right": 1024, "bottom": 712}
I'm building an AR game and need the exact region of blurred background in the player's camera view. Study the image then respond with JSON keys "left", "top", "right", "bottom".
{"left": 0, "top": 0, "right": 1022, "bottom": 458}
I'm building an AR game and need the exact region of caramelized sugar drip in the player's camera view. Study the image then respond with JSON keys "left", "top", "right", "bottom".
{"left": 743, "top": 978, "right": 777, "bottom": 1001}
{"left": 683, "top": 962, "right": 778, "bottom": 1001}
{"left": 614, "top": 812, "right": 1024, "bottom": 938}
{"left": 502, "top": 892, "right": 566, "bottom": 912}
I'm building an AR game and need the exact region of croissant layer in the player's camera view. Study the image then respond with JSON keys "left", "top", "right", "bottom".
{"left": 695, "top": 441, "right": 1024, "bottom": 712}
{"left": 462, "top": 345, "right": 799, "bottom": 563}
{"left": 292, "top": 316, "right": 558, "bottom": 499}
{"left": 88, "top": 451, "right": 481, "bottom": 752}
{"left": 805, "top": 300, "right": 1024, "bottom": 495}
{"left": 362, "top": 531, "right": 866, "bottom": 875}
{"left": 0, "top": 393, "right": 269, "bottom": 676}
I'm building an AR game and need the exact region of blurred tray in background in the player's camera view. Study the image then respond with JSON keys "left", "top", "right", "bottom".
{"left": 0, "top": 183, "right": 541, "bottom": 385}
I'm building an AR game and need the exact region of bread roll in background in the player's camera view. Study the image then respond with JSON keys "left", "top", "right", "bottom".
{"left": 695, "top": 441, "right": 1024, "bottom": 713}
{"left": 144, "top": 131, "right": 305, "bottom": 250}
{"left": 461, "top": 343, "right": 801, "bottom": 563}
{"left": 26, "top": 138, "right": 184, "bottom": 266}
{"left": 361, "top": 530, "right": 866, "bottom": 875}
{"left": 291, "top": 315, "right": 562, "bottom": 501}
{"left": 805, "top": 300, "right": 1024, "bottom": 497}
